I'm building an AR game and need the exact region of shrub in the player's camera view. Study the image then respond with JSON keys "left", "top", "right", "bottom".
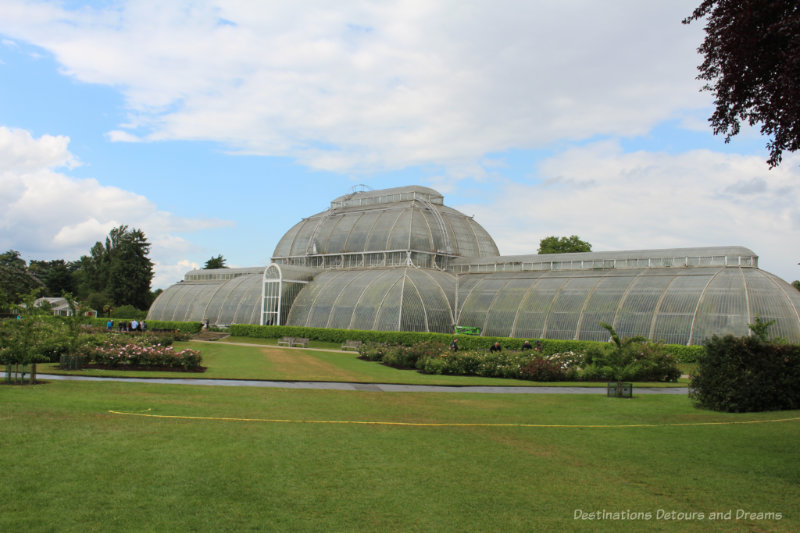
{"left": 580, "top": 325, "right": 681, "bottom": 382}
{"left": 379, "top": 341, "right": 446, "bottom": 369}
{"left": 357, "top": 342, "right": 389, "bottom": 361}
{"left": 690, "top": 335, "right": 800, "bottom": 412}
{"left": 521, "top": 352, "right": 582, "bottom": 381}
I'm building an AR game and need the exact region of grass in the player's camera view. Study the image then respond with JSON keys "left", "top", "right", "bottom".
{"left": 1, "top": 380, "right": 798, "bottom": 532}
{"left": 36, "top": 340, "right": 687, "bottom": 387}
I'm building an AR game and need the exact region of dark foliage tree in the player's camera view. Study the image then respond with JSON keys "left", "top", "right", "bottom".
{"left": 107, "top": 226, "right": 154, "bottom": 310}
{"left": 27, "top": 259, "right": 75, "bottom": 297}
{"left": 792, "top": 280, "right": 800, "bottom": 291}
{"left": 204, "top": 254, "right": 228, "bottom": 269}
{"left": 0, "top": 250, "right": 26, "bottom": 270}
{"left": 0, "top": 250, "right": 43, "bottom": 304}
{"left": 74, "top": 226, "right": 154, "bottom": 311}
{"left": 538, "top": 235, "right": 592, "bottom": 254}
{"left": 684, "top": 0, "right": 800, "bottom": 167}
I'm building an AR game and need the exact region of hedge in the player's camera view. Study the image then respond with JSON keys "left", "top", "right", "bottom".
{"left": 690, "top": 335, "right": 800, "bottom": 412}
{"left": 228, "top": 324, "right": 704, "bottom": 361}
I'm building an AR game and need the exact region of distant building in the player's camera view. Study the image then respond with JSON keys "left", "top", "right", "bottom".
{"left": 148, "top": 186, "right": 800, "bottom": 344}
{"left": 34, "top": 297, "right": 97, "bottom": 318}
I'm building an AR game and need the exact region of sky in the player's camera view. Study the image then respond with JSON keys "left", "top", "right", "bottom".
{"left": 0, "top": 0, "right": 798, "bottom": 290}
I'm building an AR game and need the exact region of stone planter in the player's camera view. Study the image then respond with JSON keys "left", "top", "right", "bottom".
{"left": 607, "top": 382, "right": 633, "bottom": 398}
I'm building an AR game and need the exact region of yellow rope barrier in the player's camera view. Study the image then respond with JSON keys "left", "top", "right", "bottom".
{"left": 107, "top": 410, "right": 800, "bottom": 429}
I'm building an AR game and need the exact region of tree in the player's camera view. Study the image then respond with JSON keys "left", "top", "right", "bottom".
{"left": 792, "top": 280, "right": 800, "bottom": 292}
{"left": 106, "top": 226, "right": 154, "bottom": 310}
{"left": 204, "top": 255, "right": 228, "bottom": 269}
{"left": 683, "top": 1, "right": 800, "bottom": 167}
{"left": 748, "top": 314, "right": 777, "bottom": 342}
{"left": 538, "top": 235, "right": 592, "bottom": 254}
{"left": 73, "top": 226, "right": 154, "bottom": 311}
{"left": 28, "top": 259, "right": 75, "bottom": 297}
{"left": 0, "top": 290, "right": 48, "bottom": 384}
{"left": 0, "top": 250, "right": 43, "bottom": 304}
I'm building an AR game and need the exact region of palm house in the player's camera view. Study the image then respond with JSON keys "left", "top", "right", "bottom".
{"left": 148, "top": 185, "right": 800, "bottom": 345}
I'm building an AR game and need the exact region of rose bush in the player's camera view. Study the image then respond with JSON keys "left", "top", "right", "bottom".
{"left": 84, "top": 341, "right": 202, "bottom": 370}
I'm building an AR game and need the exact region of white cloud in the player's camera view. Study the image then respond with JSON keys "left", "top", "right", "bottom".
{"left": 462, "top": 143, "right": 800, "bottom": 282}
{"left": 0, "top": 126, "right": 77, "bottom": 171}
{"left": 0, "top": 0, "right": 709, "bottom": 176}
{"left": 0, "top": 126, "right": 233, "bottom": 287}
{"left": 151, "top": 259, "right": 199, "bottom": 290}
{"left": 106, "top": 130, "right": 142, "bottom": 143}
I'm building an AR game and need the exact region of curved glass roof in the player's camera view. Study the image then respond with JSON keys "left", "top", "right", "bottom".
{"left": 147, "top": 268, "right": 264, "bottom": 326}
{"left": 455, "top": 267, "right": 800, "bottom": 344}
{"left": 286, "top": 268, "right": 456, "bottom": 333}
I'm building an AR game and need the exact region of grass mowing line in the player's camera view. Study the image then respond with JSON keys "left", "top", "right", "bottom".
{"left": 108, "top": 409, "right": 800, "bottom": 429}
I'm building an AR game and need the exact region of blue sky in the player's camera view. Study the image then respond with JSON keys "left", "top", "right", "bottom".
{"left": 1, "top": 0, "right": 798, "bottom": 289}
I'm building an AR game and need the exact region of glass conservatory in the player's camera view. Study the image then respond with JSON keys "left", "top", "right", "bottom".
{"left": 148, "top": 185, "right": 800, "bottom": 344}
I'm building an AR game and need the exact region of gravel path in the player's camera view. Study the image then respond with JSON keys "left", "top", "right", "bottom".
{"left": 38, "top": 374, "right": 688, "bottom": 395}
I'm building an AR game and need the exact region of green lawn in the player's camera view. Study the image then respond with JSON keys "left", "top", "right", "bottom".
{"left": 36, "top": 340, "right": 687, "bottom": 387}
{"left": 1, "top": 380, "right": 798, "bottom": 532}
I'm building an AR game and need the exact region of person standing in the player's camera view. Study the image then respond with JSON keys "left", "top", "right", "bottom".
{"left": 450, "top": 338, "right": 459, "bottom": 352}
{"left": 489, "top": 342, "right": 502, "bottom": 353}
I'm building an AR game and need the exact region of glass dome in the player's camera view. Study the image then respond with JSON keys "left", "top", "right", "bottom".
{"left": 272, "top": 185, "right": 499, "bottom": 268}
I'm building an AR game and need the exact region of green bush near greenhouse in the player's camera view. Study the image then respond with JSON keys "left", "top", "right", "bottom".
{"left": 690, "top": 334, "right": 800, "bottom": 412}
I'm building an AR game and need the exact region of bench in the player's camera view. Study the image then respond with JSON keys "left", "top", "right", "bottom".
{"left": 290, "top": 337, "right": 310, "bottom": 348}
{"left": 277, "top": 336, "right": 294, "bottom": 347}
{"left": 341, "top": 340, "right": 363, "bottom": 351}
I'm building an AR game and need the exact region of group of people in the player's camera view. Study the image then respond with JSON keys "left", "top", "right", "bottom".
{"left": 106, "top": 319, "right": 147, "bottom": 333}
{"left": 449, "top": 338, "right": 542, "bottom": 353}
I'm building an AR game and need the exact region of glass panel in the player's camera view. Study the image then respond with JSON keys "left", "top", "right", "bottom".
{"left": 328, "top": 273, "right": 372, "bottom": 329}
{"left": 350, "top": 270, "right": 401, "bottom": 330}
{"left": 374, "top": 281, "right": 403, "bottom": 331}
{"left": 325, "top": 214, "right": 358, "bottom": 254}
{"left": 690, "top": 269, "right": 748, "bottom": 343}
{"left": 545, "top": 276, "right": 597, "bottom": 340}
{"left": 484, "top": 277, "right": 530, "bottom": 337}
{"left": 409, "top": 209, "right": 434, "bottom": 252}
{"left": 614, "top": 274, "right": 672, "bottom": 340}
{"left": 366, "top": 210, "right": 402, "bottom": 251}
{"left": 652, "top": 273, "right": 713, "bottom": 344}
{"left": 401, "top": 278, "right": 428, "bottom": 332}
{"left": 458, "top": 277, "right": 508, "bottom": 332}
{"left": 577, "top": 275, "right": 636, "bottom": 341}
{"left": 346, "top": 211, "right": 380, "bottom": 252}
{"left": 514, "top": 275, "right": 568, "bottom": 339}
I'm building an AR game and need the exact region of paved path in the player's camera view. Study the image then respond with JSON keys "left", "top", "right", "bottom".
{"left": 38, "top": 374, "right": 688, "bottom": 395}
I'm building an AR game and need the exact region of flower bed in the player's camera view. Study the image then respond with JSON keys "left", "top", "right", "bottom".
{"left": 84, "top": 341, "right": 203, "bottom": 371}
{"left": 360, "top": 340, "right": 681, "bottom": 382}
{"left": 418, "top": 350, "right": 581, "bottom": 381}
